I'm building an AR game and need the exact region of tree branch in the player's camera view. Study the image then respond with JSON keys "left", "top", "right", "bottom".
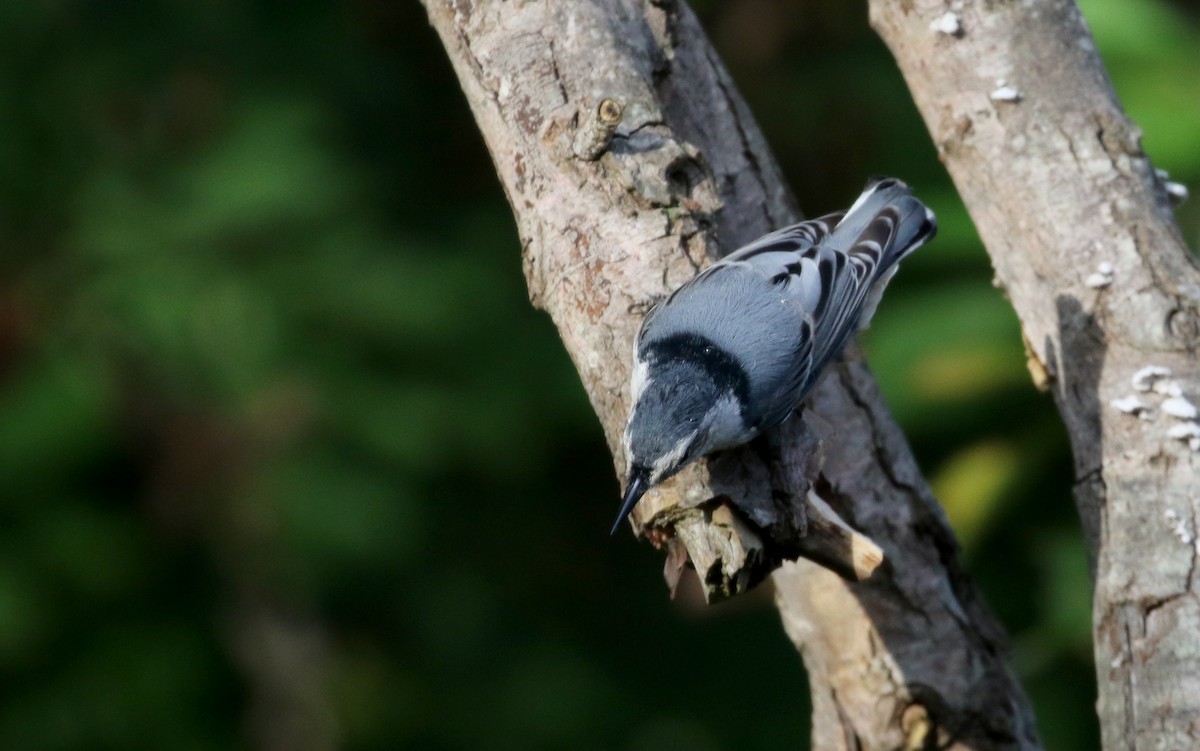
{"left": 870, "top": 1, "right": 1200, "bottom": 748}
{"left": 422, "top": 1, "right": 1041, "bottom": 747}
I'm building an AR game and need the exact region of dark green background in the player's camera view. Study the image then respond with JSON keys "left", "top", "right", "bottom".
{"left": 2, "top": 1, "right": 1197, "bottom": 749}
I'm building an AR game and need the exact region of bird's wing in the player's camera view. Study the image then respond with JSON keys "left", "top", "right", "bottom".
{"left": 777, "top": 201, "right": 933, "bottom": 369}
{"left": 718, "top": 212, "right": 844, "bottom": 265}
{"left": 727, "top": 180, "right": 935, "bottom": 368}
{"left": 635, "top": 179, "right": 935, "bottom": 428}
{"left": 636, "top": 212, "right": 842, "bottom": 342}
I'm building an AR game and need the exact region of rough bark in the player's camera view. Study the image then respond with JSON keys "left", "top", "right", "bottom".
{"left": 421, "top": 1, "right": 1041, "bottom": 748}
{"left": 870, "top": 2, "right": 1200, "bottom": 749}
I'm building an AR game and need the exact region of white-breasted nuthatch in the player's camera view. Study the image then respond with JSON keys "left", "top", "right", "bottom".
{"left": 615, "top": 178, "right": 936, "bottom": 533}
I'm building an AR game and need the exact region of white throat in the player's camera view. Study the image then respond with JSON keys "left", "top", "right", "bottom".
{"left": 651, "top": 433, "right": 694, "bottom": 482}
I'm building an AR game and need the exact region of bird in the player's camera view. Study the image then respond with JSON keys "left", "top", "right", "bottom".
{"left": 614, "top": 177, "right": 936, "bottom": 534}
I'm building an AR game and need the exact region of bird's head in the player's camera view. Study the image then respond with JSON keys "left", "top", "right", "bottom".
{"left": 613, "top": 356, "right": 746, "bottom": 534}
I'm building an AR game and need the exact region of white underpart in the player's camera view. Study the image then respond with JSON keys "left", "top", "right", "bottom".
{"left": 652, "top": 432, "right": 695, "bottom": 482}
{"left": 706, "top": 393, "right": 751, "bottom": 450}
{"left": 623, "top": 354, "right": 653, "bottom": 464}
{"left": 630, "top": 354, "right": 652, "bottom": 404}
{"left": 647, "top": 395, "right": 748, "bottom": 482}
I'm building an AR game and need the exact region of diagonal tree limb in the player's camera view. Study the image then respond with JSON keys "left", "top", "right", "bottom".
{"left": 870, "top": 1, "right": 1200, "bottom": 749}
{"left": 421, "top": 1, "right": 1041, "bottom": 747}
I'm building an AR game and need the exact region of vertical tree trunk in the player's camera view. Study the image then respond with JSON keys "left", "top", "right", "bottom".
{"left": 870, "top": 2, "right": 1200, "bottom": 749}
{"left": 421, "top": 1, "right": 1041, "bottom": 747}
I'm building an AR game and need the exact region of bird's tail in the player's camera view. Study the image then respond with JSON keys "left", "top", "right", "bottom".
{"left": 830, "top": 177, "right": 937, "bottom": 330}
{"left": 829, "top": 177, "right": 937, "bottom": 273}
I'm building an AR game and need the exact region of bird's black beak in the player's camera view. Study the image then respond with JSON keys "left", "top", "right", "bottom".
{"left": 611, "top": 465, "right": 650, "bottom": 535}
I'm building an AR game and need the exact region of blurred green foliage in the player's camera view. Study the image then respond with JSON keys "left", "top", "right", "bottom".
{"left": 0, "top": 0, "right": 1196, "bottom": 749}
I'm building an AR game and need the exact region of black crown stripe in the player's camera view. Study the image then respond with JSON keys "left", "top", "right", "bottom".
{"left": 643, "top": 333, "right": 751, "bottom": 413}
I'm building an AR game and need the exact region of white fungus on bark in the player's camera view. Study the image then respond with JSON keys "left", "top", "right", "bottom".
{"left": 1162, "top": 397, "right": 1199, "bottom": 420}
{"left": 1157, "top": 167, "right": 1190, "bottom": 206}
{"left": 1152, "top": 379, "right": 1184, "bottom": 397}
{"left": 1166, "top": 181, "right": 1189, "bottom": 205}
{"left": 990, "top": 85, "right": 1022, "bottom": 102}
{"left": 1132, "top": 365, "right": 1173, "bottom": 392}
{"left": 1110, "top": 395, "right": 1150, "bottom": 417}
{"left": 1166, "top": 422, "right": 1200, "bottom": 440}
{"left": 929, "top": 12, "right": 963, "bottom": 36}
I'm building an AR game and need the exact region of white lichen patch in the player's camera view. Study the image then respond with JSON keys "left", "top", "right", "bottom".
{"left": 1132, "top": 365, "right": 1172, "bottom": 392}
{"left": 1177, "top": 521, "right": 1194, "bottom": 542}
{"left": 930, "top": 11, "right": 962, "bottom": 35}
{"left": 1164, "top": 508, "right": 1194, "bottom": 545}
{"left": 990, "top": 85, "right": 1021, "bottom": 103}
{"left": 1162, "top": 396, "right": 1199, "bottom": 420}
{"left": 1111, "top": 395, "right": 1150, "bottom": 417}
